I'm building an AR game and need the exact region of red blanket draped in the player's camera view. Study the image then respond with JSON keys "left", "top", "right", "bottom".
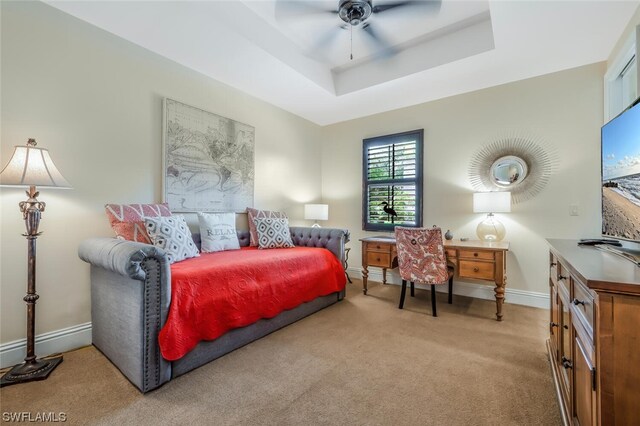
{"left": 158, "top": 246, "right": 346, "bottom": 361}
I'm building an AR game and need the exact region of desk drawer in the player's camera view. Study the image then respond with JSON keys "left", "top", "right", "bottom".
{"left": 366, "top": 242, "right": 391, "bottom": 253}
{"left": 459, "top": 260, "right": 495, "bottom": 280}
{"left": 367, "top": 252, "right": 391, "bottom": 267}
{"left": 458, "top": 250, "right": 495, "bottom": 261}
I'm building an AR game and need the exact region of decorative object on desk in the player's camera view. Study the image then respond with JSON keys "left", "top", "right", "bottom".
{"left": 304, "top": 204, "right": 329, "bottom": 228}
{"left": 163, "top": 98, "right": 255, "bottom": 213}
{"left": 444, "top": 230, "right": 453, "bottom": 240}
{"left": 380, "top": 201, "right": 398, "bottom": 219}
{"left": 0, "top": 138, "right": 71, "bottom": 387}
{"left": 468, "top": 130, "right": 557, "bottom": 204}
{"left": 473, "top": 192, "right": 511, "bottom": 242}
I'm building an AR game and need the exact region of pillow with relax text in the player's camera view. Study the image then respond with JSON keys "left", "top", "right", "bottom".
{"left": 247, "top": 207, "right": 288, "bottom": 247}
{"left": 105, "top": 203, "right": 172, "bottom": 244}
{"left": 197, "top": 212, "right": 240, "bottom": 252}
{"left": 144, "top": 215, "right": 199, "bottom": 263}
{"left": 253, "top": 217, "right": 295, "bottom": 249}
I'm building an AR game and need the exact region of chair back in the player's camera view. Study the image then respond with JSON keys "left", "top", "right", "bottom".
{"left": 394, "top": 227, "right": 449, "bottom": 285}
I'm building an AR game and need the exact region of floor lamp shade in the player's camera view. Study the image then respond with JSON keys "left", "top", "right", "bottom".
{"left": 304, "top": 204, "right": 329, "bottom": 227}
{"left": 0, "top": 139, "right": 70, "bottom": 387}
{"left": 473, "top": 192, "right": 511, "bottom": 242}
{"left": 0, "top": 142, "right": 71, "bottom": 188}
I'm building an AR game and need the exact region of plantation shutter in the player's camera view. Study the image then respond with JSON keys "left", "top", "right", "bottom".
{"left": 363, "top": 130, "right": 423, "bottom": 231}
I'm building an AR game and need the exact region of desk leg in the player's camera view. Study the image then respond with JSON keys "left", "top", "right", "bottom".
{"left": 382, "top": 268, "right": 387, "bottom": 285}
{"left": 494, "top": 253, "right": 506, "bottom": 321}
{"left": 362, "top": 266, "right": 368, "bottom": 295}
{"left": 494, "top": 281, "right": 505, "bottom": 321}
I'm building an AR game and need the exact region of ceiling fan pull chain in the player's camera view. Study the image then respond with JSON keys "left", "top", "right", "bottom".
{"left": 350, "top": 16, "right": 353, "bottom": 60}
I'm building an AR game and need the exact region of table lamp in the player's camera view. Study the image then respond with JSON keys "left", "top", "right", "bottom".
{"left": 304, "top": 204, "right": 329, "bottom": 228}
{"left": 473, "top": 192, "right": 511, "bottom": 241}
{"left": 0, "top": 138, "right": 71, "bottom": 387}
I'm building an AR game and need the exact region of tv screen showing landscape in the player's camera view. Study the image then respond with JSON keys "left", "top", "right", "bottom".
{"left": 602, "top": 100, "right": 640, "bottom": 242}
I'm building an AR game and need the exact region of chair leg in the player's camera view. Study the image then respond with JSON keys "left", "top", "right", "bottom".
{"left": 431, "top": 285, "right": 437, "bottom": 317}
{"left": 410, "top": 281, "right": 415, "bottom": 297}
{"left": 448, "top": 276, "right": 453, "bottom": 304}
{"left": 399, "top": 280, "right": 407, "bottom": 309}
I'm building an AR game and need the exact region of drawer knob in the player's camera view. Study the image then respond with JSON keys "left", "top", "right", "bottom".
{"left": 558, "top": 275, "right": 567, "bottom": 281}
{"left": 550, "top": 322, "right": 559, "bottom": 328}
{"left": 376, "top": 258, "right": 381, "bottom": 262}
{"left": 572, "top": 298, "right": 586, "bottom": 306}
{"left": 561, "top": 356, "right": 573, "bottom": 369}
{"left": 473, "top": 267, "right": 479, "bottom": 272}
{"left": 473, "top": 253, "right": 478, "bottom": 257}
{"left": 550, "top": 262, "right": 557, "bottom": 267}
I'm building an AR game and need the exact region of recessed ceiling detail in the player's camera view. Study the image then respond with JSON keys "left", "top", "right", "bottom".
{"left": 45, "top": 1, "right": 640, "bottom": 125}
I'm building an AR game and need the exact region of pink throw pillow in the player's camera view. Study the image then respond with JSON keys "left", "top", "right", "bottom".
{"left": 247, "top": 207, "right": 288, "bottom": 247}
{"left": 105, "top": 203, "right": 172, "bottom": 244}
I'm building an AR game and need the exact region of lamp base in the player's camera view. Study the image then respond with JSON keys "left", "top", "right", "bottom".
{"left": 476, "top": 213, "right": 506, "bottom": 242}
{"left": 0, "top": 356, "right": 63, "bottom": 387}
{"left": 311, "top": 223, "right": 321, "bottom": 228}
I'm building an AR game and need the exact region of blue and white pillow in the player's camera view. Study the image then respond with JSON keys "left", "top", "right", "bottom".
{"left": 253, "top": 217, "right": 295, "bottom": 249}
{"left": 145, "top": 215, "right": 199, "bottom": 263}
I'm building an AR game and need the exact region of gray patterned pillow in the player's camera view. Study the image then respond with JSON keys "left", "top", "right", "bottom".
{"left": 253, "top": 217, "right": 295, "bottom": 249}
{"left": 144, "top": 215, "right": 199, "bottom": 263}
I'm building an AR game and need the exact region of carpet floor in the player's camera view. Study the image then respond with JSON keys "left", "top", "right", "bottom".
{"left": 0, "top": 280, "right": 561, "bottom": 425}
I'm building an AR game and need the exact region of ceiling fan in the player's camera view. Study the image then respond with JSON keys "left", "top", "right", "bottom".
{"left": 275, "top": 0, "right": 442, "bottom": 61}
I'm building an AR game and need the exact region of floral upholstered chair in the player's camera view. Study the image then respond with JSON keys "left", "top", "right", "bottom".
{"left": 394, "top": 226, "right": 454, "bottom": 317}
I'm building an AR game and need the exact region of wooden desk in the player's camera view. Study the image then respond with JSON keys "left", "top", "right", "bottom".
{"left": 360, "top": 237, "right": 510, "bottom": 321}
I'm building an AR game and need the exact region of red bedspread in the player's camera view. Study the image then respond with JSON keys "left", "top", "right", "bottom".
{"left": 158, "top": 246, "right": 346, "bottom": 361}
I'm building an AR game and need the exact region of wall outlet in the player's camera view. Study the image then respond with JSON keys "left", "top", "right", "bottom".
{"left": 569, "top": 204, "right": 579, "bottom": 216}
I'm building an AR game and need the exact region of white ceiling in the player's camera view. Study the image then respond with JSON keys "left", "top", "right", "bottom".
{"left": 47, "top": 0, "right": 639, "bottom": 125}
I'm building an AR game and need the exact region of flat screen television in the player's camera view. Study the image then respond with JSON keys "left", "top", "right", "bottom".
{"left": 601, "top": 96, "right": 640, "bottom": 243}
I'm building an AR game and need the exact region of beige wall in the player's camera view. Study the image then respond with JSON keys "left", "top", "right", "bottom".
{"left": 321, "top": 63, "right": 605, "bottom": 296}
{"left": 0, "top": 2, "right": 323, "bottom": 343}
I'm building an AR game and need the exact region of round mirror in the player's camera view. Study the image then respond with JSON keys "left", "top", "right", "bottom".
{"left": 490, "top": 155, "right": 528, "bottom": 188}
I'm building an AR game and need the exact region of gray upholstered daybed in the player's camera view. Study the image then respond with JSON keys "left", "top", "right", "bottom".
{"left": 78, "top": 227, "right": 348, "bottom": 393}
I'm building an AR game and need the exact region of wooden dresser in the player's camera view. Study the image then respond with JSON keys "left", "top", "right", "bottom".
{"left": 547, "top": 239, "right": 640, "bottom": 425}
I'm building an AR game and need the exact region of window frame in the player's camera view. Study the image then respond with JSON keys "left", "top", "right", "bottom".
{"left": 362, "top": 129, "right": 424, "bottom": 232}
{"left": 605, "top": 32, "right": 637, "bottom": 121}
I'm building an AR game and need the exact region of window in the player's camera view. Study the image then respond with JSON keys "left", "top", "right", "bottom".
{"left": 605, "top": 33, "right": 637, "bottom": 120}
{"left": 362, "top": 129, "right": 423, "bottom": 231}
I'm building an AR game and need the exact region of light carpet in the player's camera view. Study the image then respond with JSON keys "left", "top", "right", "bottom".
{"left": 0, "top": 280, "right": 560, "bottom": 425}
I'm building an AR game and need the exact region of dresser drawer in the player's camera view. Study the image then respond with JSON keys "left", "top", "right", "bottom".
{"left": 458, "top": 250, "right": 495, "bottom": 261}
{"left": 367, "top": 252, "right": 391, "bottom": 267}
{"left": 366, "top": 242, "right": 391, "bottom": 253}
{"left": 445, "top": 249, "right": 457, "bottom": 258}
{"left": 458, "top": 260, "right": 495, "bottom": 280}
{"left": 572, "top": 278, "right": 595, "bottom": 335}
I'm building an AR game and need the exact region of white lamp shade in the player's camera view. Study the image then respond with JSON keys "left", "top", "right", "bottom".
{"left": 0, "top": 144, "right": 71, "bottom": 188}
{"left": 473, "top": 192, "right": 511, "bottom": 213}
{"left": 304, "top": 204, "right": 329, "bottom": 221}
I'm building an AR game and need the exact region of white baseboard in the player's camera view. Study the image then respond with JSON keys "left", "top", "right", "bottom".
{"left": 0, "top": 322, "right": 92, "bottom": 368}
{"left": 347, "top": 267, "right": 549, "bottom": 310}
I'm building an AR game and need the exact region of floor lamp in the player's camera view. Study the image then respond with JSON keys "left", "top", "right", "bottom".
{"left": 0, "top": 138, "right": 71, "bottom": 387}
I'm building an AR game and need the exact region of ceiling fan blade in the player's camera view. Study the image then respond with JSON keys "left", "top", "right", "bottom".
{"left": 309, "top": 25, "right": 344, "bottom": 53}
{"left": 361, "top": 23, "right": 396, "bottom": 58}
{"left": 372, "top": 0, "right": 442, "bottom": 15}
{"left": 275, "top": 0, "right": 338, "bottom": 21}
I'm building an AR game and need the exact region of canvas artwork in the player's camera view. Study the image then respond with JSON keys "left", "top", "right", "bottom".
{"left": 163, "top": 99, "right": 255, "bottom": 212}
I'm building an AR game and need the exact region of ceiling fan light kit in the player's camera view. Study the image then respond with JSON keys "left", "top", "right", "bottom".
{"left": 338, "top": 0, "right": 373, "bottom": 26}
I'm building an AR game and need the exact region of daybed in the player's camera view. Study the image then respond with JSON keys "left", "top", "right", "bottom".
{"left": 78, "top": 226, "right": 348, "bottom": 393}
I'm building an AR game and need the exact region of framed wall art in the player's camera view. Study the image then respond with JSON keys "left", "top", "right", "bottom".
{"left": 163, "top": 98, "right": 255, "bottom": 212}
